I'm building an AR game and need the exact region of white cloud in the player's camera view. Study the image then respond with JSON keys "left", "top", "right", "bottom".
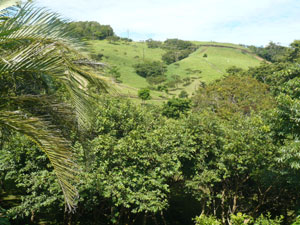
{"left": 35, "top": 0, "right": 300, "bottom": 46}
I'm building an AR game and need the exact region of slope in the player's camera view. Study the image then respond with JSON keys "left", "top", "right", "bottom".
{"left": 87, "top": 40, "right": 262, "bottom": 99}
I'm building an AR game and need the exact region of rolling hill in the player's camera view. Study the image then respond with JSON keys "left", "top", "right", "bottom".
{"left": 86, "top": 40, "right": 263, "bottom": 102}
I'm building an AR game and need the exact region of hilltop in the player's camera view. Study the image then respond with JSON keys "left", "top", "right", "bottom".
{"left": 87, "top": 39, "right": 263, "bottom": 102}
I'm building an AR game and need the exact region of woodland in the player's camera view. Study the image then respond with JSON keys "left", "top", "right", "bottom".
{"left": 1, "top": 2, "right": 300, "bottom": 225}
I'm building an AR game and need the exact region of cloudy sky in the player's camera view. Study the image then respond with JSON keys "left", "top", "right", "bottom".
{"left": 35, "top": 0, "right": 300, "bottom": 46}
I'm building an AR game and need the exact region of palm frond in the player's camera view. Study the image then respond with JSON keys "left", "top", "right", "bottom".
{"left": 0, "top": 3, "right": 108, "bottom": 129}
{"left": 0, "top": 3, "right": 72, "bottom": 43}
{"left": 0, "top": 2, "right": 109, "bottom": 211}
{"left": 0, "top": 0, "right": 19, "bottom": 12}
{"left": 0, "top": 110, "right": 78, "bottom": 211}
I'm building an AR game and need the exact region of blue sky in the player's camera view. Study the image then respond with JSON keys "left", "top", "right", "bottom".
{"left": 35, "top": 0, "right": 300, "bottom": 46}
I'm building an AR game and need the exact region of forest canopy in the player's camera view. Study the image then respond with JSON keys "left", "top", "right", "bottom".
{"left": 67, "top": 21, "right": 114, "bottom": 40}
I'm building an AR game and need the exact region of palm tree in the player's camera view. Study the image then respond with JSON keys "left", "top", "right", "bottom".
{"left": 0, "top": 1, "right": 107, "bottom": 211}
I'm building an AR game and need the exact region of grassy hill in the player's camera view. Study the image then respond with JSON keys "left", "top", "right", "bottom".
{"left": 87, "top": 40, "right": 262, "bottom": 102}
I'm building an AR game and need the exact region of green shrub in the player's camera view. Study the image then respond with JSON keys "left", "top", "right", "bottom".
{"left": 194, "top": 215, "right": 221, "bottom": 225}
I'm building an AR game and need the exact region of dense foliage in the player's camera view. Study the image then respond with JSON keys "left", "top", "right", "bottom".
{"left": 161, "top": 39, "right": 198, "bottom": 64}
{"left": 67, "top": 21, "right": 114, "bottom": 40}
{"left": 134, "top": 61, "right": 167, "bottom": 84}
{"left": 247, "top": 42, "right": 287, "bottom": 62}
{"left": 3, "top": 2, "right": 300, "bottom": 225}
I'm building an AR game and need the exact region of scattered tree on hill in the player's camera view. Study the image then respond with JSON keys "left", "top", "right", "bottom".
{"left": 108, "top": 65, "right": 121, "bottom": 82}
{"left": 163, "top": 38, "right": 194, "bottom": 50}
{"left": 146, "top": 38, "right": 162, "bottom": 48}
{"left": 179, "top": 90, "right": 189, "bottom": 98}
{"left": 90, "top": 53, "right": 104, "bottom": 61}
{"left": 134, "top": 61, "right": 167, "bottom": 84}
{"left": 171, "top": 75, "right": 182, "bottom": 88}
{"left": 161, "top": 39, "right": 198, "bottom": 64}
{"left": 138, "top": 88, "right": 151, "bottom": 102}
{"left": 162, "top": 49, "right": 193, "bottom": 64}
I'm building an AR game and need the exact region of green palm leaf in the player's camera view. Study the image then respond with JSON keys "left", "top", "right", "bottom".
{"left": 0, "top": 2, "right": 108, "bottom": 211}
{"left": 0, "top": 110, "right": 78, "bottom": 211}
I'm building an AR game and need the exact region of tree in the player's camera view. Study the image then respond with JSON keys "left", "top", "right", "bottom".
{"left": 0, "top": 2, "right": 107, "bottom": 211}
{"left": 226, "top": 66, "right": 243, "bottom": 75}
{"left": 138, "top": 88, "right": 151, "bottom": 102}
{"left": 108, "top": 65, "right": 121, "bottom": 82}
{"left": 162, "top": 98, "right": 191, "bottom": 118}
{"left": 248, "top": 42, "right": 286, "bottom": 62}
{"left": 179, "top": 90, "right": 188, "bottom": 98}
{"left": 193, "top": 75, "right": 274, "bottom": 117}
{"left": 163, "top": 39, "right": 194, "bottom": 50}
{"left": 67, "top": 21, "right": 114, "bottom": 40}
{"left": 134, "top": 61, "right": 166, "bottom": 78}
{"left": 146, "top": 39, "right": 162, "bottom": 48}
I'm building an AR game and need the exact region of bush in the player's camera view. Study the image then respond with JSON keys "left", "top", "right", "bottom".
{"left": 194, "top": 215, "right": 221, "bottom": 225}
{"left": 138, "top": 88, "right": 151, "bottom": 101}
{"left": 146, "top": 75, "right": 166, "bottom": 85}
{"left": 230, "top": 213, "right": 253, "bottom": 225}
{"left": 90, "top": 53, "right": 104, "bottom": 61}
{"left": 226, "top": 66, "right": 243, "bottom": 75}
{"left": 146, "top": 39, "right": 162, "bottom": 48}
{"left": 134, "top": 61, "right": 167, "bottom": 78}
{"left": 179, "top": 90, "right": 188, "bottom": 98}
{"left": 162, "top": 98, "right": 191, "bottom": 118}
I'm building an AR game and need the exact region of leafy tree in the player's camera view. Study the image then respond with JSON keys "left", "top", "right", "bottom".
{"left": 193, "top": 75, "right": 274, "bottom": 117}
{"left": 67, "top": 21, "right": 114, "bottom": 40}
{"left": 194, "top": 215, "right": 221, "bottom": 225}
{"left": 90, "top": 53, "right": 104, "bottom": 61}
{"left": 134, "top": 61, "right": 166, "bottom": 78}
{"left": 248, "top": 42, "right": 286, "bottom": 62}
{"left": 146, "top": 75, "right": 166, "bottom": 85}
{"left": 162, "top": 98, "right": 191, "bottom": 118}
{"left": 138, "top": 88, "right": 151, "bottom": 102}
{"left": 226, "top": 66, "right": 243, "bottom": 75}
{"left": 146, "top": 39, "right": 162, "bottom": 48}
{"left": 108, "top": 65, "right": 121, "bottom": 82}
{"left": 171, "top": 75, "right": 182, "bottom": 88}
{"left": 285, "top": 40, "right": 300, "bottom": 62}
{"left": 179, "top": 90, "right": 188, "bottom": 98}
{"left": 161, "top": 39, "right": 197, "bottom": 64}
{"left": 163, "top": 38, "right": 194, "bottom": 50}
{"left": 0, "top": 2, "right": 107, "bottom": 210}
{"left": 162, "top": 49, "right": 194, "bottom": 64}
{"left": 249, "top": 62, "right": 300, "bottom": 98}
{"left": 182, "top": 112, "right": 295, "bottom": 223}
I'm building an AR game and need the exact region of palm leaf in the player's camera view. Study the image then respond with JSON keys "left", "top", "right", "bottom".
{"left": 0, "top": 3, "right": 109, "bottom": 211}
{"left": 0, "top": 110, "right": 78, "bottom": 211}
{"left": 0, "top": 0, "right": 19, "bottom": 11}
{"left": 0, "top": 3, "right": 108, "bottom": 129}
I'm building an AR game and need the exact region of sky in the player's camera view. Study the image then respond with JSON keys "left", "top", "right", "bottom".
{"left": 35, "top": 0, "right": 300, "bottom": 46}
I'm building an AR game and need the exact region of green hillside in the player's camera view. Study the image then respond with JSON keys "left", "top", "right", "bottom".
{"left": 87, "top": 40, "right": 262, "bottom": 100}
